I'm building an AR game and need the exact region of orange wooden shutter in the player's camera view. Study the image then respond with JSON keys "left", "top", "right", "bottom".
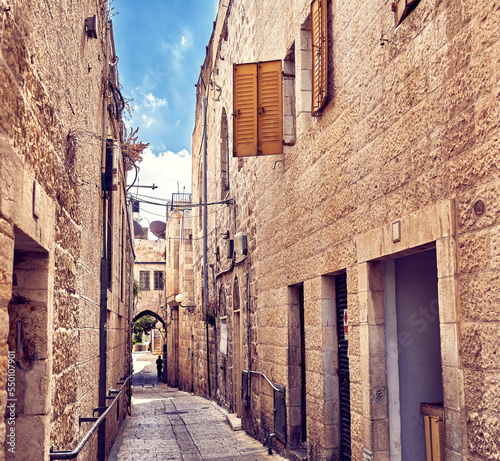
{"left": 233, "top": 63, "right": 258, "bottom": 157}
{"left": 311, "top": 0, "right": 328, "bottom": 115}
{"left": 257, "top": 60, "right": 283, "bottom": 155}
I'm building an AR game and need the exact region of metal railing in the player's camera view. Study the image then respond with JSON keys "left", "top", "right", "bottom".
{"left": 49, "top": 375, "right": 132, "bottom": 460}
{"left": 243, "top": 370, "right": 281, "bottom": 391}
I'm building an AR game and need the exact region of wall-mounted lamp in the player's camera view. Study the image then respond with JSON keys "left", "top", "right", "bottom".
{"left": 175, "top": 294, "right": 196, "bottom": 312}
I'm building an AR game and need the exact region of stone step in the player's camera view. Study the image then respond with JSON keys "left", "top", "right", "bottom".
{"left": 226, "top": 413, "right": 242, "bottom": 431}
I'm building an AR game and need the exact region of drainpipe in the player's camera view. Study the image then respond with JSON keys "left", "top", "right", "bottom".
{"left": 246, "top": 254, "right": 251, "bottom": 374}
{"left": 212, "top": 264, "right": 218, "bottom": 399}
{"left": 202, "top": 96, "right": 211, "bottom": 397}
{"left": 98, "top": 19, "right": 111, "bottom": 461}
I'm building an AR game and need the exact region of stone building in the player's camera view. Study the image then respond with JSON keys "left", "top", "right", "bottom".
{"left": 133, "top": 237, "right": 166, "bottom": 355}
{"left": 0, "top": 1, "right": 133, "bottom": 460}
{"left": 173, "top": 0, "right": 500, "bottom": 460}
{"left": 164, "top": 195, "right": 195, "bottom": 391}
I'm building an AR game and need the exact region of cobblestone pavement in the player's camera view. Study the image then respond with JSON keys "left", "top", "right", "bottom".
{"left": 109, "top": 353, "right": 286, "bottom": 461}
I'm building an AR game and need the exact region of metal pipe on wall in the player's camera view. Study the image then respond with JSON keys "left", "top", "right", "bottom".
{"left": 202, "top": 96, "right": 211, "bottom": 396}
{"left": 98, "top": 19, "right": 111, "bottom": 461}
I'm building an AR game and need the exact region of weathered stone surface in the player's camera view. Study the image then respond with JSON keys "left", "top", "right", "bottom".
{"left": 461, "top": 323, "right": 500, "bottom": 369}
{"left": 165, "top": 0, "right": 500, "bottom": 458}
{"left": 0, "top": 1, "right": 133, "bottom": 458}
{"left": 460, "top": 271, "right": 500, "bottom": 322}
{"left": 467, "top": 412, "right": 500, "bottom": 460}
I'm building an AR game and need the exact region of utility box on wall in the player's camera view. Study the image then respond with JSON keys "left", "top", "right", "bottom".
{"left": 234, "top": 232, "right": 248, "bottom": 255}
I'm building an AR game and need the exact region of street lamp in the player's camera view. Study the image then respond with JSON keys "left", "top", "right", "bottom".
{"left": 175, "top": 294, "right": 196, "bottom": 312}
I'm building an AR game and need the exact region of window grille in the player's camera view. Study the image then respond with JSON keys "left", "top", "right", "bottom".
{"left": 154, "top": 271, "right": 164, "bottom": 290}
{"left": 139, "top": 271, "right": 150, "bottom": 291}
{"left": 273, "top": 384, "right": 287, "bottom": 443}
{"left": 242, "top": 370, "right": 250, "bottom": 407}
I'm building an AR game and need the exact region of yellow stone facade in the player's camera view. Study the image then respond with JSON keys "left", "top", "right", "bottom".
{"left": 170, "top": 0, "right": 499, "bottom": 459}
{"left": 0, "top": 1, "right": 133, "bottom": 459}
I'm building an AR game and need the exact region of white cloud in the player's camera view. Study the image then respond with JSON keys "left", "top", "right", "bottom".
{"left": 128, "top": 148, "right": 192, "bottom": 226}
{"left": 141, "top": 114, "right": 156, "bottom": 128}
{"left": 162, "top": 29, "right": 193, "bottom": 69}
{"left": 144, "top": 92, "right": 168, "bottom": 109}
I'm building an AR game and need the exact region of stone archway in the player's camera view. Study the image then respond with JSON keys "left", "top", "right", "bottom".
{"left": 132, "top": 309, "right": 165, "bottom": 329}
{"left": 132, "top": 310, "right": 166, "bottom": 355}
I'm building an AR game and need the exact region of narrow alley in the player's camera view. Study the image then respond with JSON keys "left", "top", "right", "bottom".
{"left": 109, "top": 353, "right": 285, "bottom": 461}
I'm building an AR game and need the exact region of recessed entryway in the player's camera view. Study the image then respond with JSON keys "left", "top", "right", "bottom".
{"left": 384, "top": 248, "right": 443, "bottom": 460}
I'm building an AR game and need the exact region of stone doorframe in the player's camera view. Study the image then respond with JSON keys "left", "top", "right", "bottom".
{"left": 356, "top": 199, "right": 463, "bottom": 460}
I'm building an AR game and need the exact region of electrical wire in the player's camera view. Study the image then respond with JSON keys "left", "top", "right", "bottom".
{"left": 133, "top": 192, "right": 171, "bottom": 202}
{"left": 127, "top": 193, "right": 233, "bottom": 209}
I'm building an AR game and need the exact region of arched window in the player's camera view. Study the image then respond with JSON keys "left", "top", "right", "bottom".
{"left": 233, "top": 277, "right": 240, "bottom": 312}
{"left": 220, "top": 108, "right": 229, "bottom": 198}
{"left": 219, "top": 285, "right": 227, "bottom": 317}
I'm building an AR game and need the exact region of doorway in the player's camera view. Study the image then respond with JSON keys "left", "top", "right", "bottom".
{"left": 169, "top": 307, "right": 179, "bottom": 387}
{"left": 233, "top": 310, "right": 242, "bottom": 417}
{"left": 288, "top": 283, "right": 306, "bottom": 449}
{"left": 384, "top": 248, "right": 443, "bottom": 460}
{"left": 335, "top": 273, "right": 351, "bottom": 459}
{"left": 6, "top": 229, "right": 51, "bottom": 460}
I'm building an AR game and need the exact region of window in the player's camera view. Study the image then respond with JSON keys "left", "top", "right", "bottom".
{"left": 220, "top": 108, "right": 229, "bottom": 198}
{"left": 154, "top": 271, "right": 164, "bottom": 290}
{"left": 139, "top": 271, "right": 150, "bottom": 291}
{"left": 233, "top": 60, "right": 283, "bottom": 157}
{"left": 393, "top": 0, "right": 420, "bottom": 26}
{"left": 311, "top": 0, "right": 328, "bottom": 115}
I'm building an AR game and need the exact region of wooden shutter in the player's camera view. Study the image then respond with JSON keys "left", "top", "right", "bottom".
{"left": 258, "top": 60, "right": 282, "bottom": 155}
{"left": 233, "top": 63, "right": 258, "bottom": 157}
{"left": 233, "top": 60, "right": 282, "bottom": 157}
{"left": 311, "top": 0, "right": 328, "bottom": 115}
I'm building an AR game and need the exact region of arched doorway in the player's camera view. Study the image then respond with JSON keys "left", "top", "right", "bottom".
{"left": 132, "top": 310, "right": 166, "bottom": 356}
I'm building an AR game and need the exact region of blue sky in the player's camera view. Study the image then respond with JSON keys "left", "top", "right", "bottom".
{"left": 113, "top": 0, "right": 218, "bottom": 218}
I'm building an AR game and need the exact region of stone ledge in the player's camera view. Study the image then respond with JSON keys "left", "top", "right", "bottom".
{"left": 226, "top": 413, "right": 242, "bottom": 431}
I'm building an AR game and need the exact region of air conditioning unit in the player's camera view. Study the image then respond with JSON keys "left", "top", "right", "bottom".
{"left": 234, "top": 232, "right": 248, "bottom": 255}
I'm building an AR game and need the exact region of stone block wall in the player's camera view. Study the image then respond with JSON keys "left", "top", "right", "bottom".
{"left": 0, "top": 1, "right": 133, "bottom": 459}
{"left": 183, "top": 0, "right": 500, "bottom": 459}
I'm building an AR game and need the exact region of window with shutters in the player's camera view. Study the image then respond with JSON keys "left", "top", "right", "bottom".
{"left": 233, "top": 60, "right": 283, "bottom": 157}
{"left": 311, "top": 0, "right": 328, "bottom": 116}
{"left": 393, "top": 0, "right": 420, "bottom": 26}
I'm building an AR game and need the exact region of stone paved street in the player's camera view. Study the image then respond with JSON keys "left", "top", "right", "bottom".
{"left": 109, "top": 353, "right": 286, "bottom": 461}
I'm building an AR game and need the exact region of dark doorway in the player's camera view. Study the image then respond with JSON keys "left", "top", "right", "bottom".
{"left": 335, "top": 272, "right": 351, "bottom": 460}
{"left": 6, "top": 229, "right": 50, "bottom": 460}
{"left": 288, "top": 283, "right": 306, "bottom": 449}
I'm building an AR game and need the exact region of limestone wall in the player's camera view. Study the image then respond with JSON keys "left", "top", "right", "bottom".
{"left": 186, "top": 0, "right": 500, "bottom": 459}
{"left": 0, "top": 1, "right": 133, "bottom": 459}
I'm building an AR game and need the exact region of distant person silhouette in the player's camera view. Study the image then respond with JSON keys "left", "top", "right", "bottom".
{"left": 156, "top": 355, "right": 163, "bottom": 379}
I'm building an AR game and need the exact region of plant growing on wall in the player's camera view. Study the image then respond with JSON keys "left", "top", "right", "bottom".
{"left": 121, "top": 126, "right": 149, "bottom": 171}
{"left": 133, "top": 279, "right": 142, "bottom": 301}
{"left": 204, "top": 300, "right": 216, "bottom": 326}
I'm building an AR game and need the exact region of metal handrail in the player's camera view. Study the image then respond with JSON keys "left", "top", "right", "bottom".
{"left": 49, "top": 375, "right": 132, "bottom": 460}
{"left": 244, "top": 370, "right": 281, "bottom": 391}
